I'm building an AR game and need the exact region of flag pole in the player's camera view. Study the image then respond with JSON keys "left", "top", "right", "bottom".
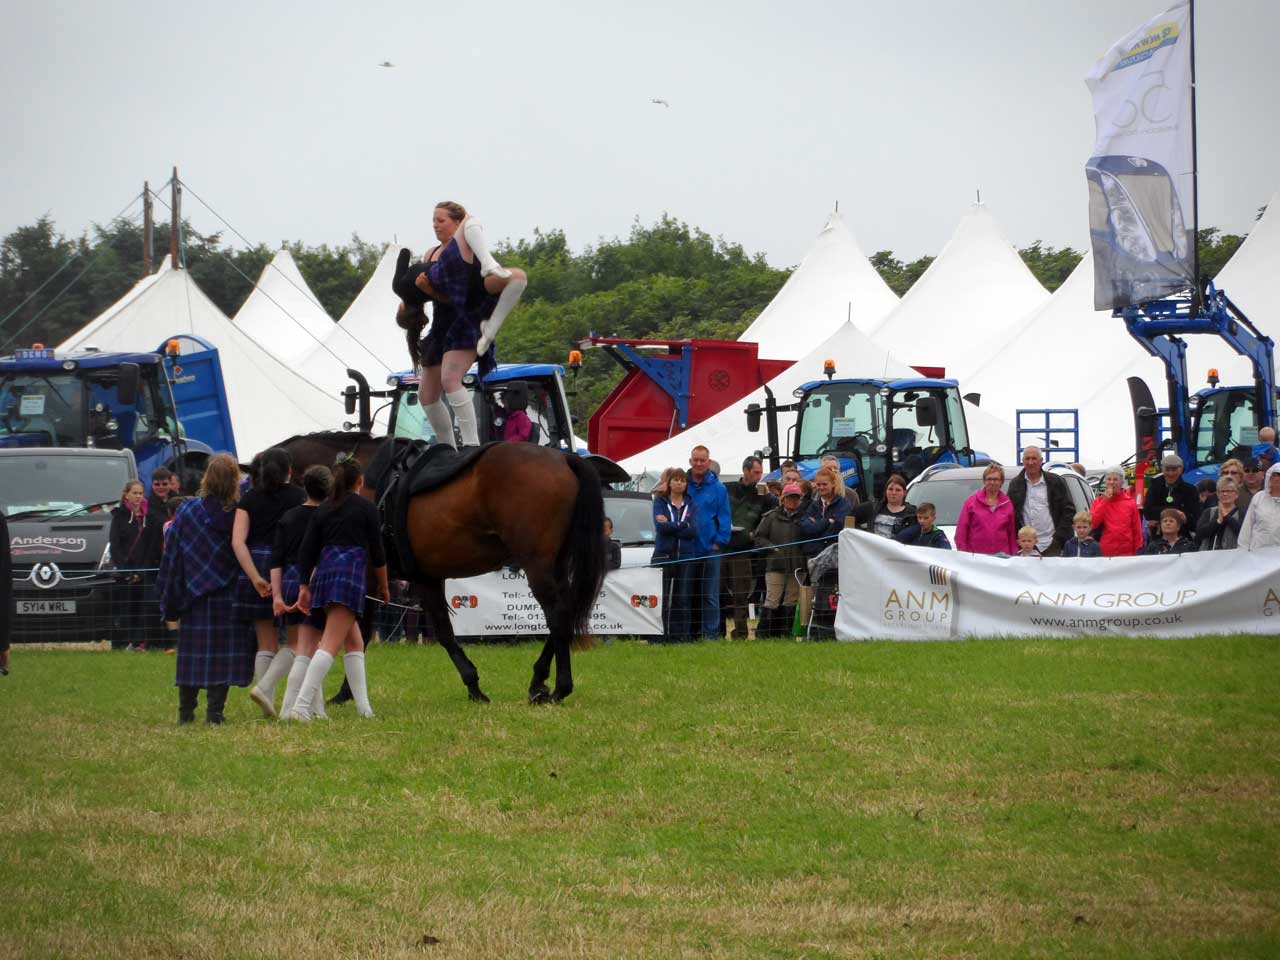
{"left": 1189, "top": 0, "right": 1201, "bottom": 311}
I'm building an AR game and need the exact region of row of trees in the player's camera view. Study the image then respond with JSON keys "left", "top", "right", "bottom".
{"left": 0, "top": 213, "right": 1252, "bottom": 419}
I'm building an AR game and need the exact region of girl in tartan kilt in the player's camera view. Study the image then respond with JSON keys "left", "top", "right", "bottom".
{"left": 270, "top": 465, "right": 333, "bottom": 719}
{"left": 233, "top": 447, "right": 304, "bottom": 716}
{"left": 157, "top": 454, "right": 254, "bottom": 724}
{"left": 289, "top": 458, "right": 389, "bottom": 720}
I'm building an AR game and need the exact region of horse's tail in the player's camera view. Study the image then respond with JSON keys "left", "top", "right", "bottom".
{"left": 559, "top": 453, "right": 606, "bottom": 650}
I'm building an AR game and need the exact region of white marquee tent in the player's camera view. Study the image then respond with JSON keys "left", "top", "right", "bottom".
{"left": 231, "top": 249, "right": 336, "bottom": 366}
{"left": 869, "top": 204, "right": 1050, "bottom": 382}
{"left": 620, "top": 319, "right": 1016, "bottom": 478}
{"left": 737, "top": 210, "right": 899, "bottom": 359}
{"left": 327, "top": 244, "right": 420, "bottom": 375}
{"left": 58, "top": 261, "right": 345, "bottom": 457}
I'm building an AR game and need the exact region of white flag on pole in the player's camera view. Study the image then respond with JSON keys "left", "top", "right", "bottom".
{"left": 1085, "top": 1, "right": 1195, "bottom": 310}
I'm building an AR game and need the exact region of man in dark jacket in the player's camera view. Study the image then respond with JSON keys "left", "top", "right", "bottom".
{"left": 724, "top": 456, "right": 772, "bottom": 639}
{"left": 1006, "top": 446, "right": 1075, "bottom": 556}
{"left": 1142, "top": 453, "right": 1200, "bottom": 541}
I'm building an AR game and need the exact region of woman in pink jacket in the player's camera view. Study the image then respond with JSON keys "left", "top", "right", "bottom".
{"left": 1090, "top": 467, "right": 1144, "bottom": 556}
{"left": 955, "top": 464, "right": 1017, "bottom": 554}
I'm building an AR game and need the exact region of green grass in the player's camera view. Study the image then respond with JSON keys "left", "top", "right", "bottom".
{"left": 1, "top": 636, "right": 1278, "bottom": 959}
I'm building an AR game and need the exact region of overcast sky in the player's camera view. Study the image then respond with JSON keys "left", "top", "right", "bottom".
{"left": 2, "top": 0, "right": 1276, "bottom": 269}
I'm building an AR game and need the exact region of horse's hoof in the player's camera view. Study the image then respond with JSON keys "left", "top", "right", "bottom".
{"left": 528, "top": 689, "right": 554, "bottom": 706}
{"left": 468, "top": 685, "right": 490, "bottom": 703}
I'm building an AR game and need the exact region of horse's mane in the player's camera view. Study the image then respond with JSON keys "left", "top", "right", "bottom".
{"left": 277, "top": 430, "right": 371, "bottom": 446}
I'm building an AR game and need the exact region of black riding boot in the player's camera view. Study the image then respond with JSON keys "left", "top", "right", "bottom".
{"left": 328, "top": 677, "right": 354, "bottom": 705}
{"left": 779, "top": 605, "right": 798, "bottom": 638}
{"left": 206, "top": 685, "right": 229, "bottom": 724}
{"left": 178, "top": 685, "right": 198, "bottom": 724}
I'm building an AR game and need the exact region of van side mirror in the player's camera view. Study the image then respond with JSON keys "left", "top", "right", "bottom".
{"left": 746, "top": 403, "right": 761, "bottom": 433}
{"left": 117, "top": 363, "right": 140, "bottom": 407}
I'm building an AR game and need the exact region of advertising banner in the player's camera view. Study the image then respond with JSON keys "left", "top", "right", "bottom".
{"left": 1084, "top": 1, "right": 1196, "bottom": 309}
{"left": 444, "top": 566, "right": 664, "bottom": 637}
{"left": 836, "top": 529, "right": 1280, "bottom": 640}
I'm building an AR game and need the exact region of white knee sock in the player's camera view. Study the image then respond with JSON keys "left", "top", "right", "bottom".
{"left": 462, "top": 217, "right": 510, "bottom": 279}
{"left": 253, "top": 650, "right": 274, "bottom": 684}
{"left": 446, "top": 388, "right": 480, "bottom": 447}
{"left": 423, "top": 398, "right": 456, "bottom": 449}
{"left": 289, "top": 650, "right": 334, "bottom": 721}
{"left": 476, "top": 275, "right": 527, "bottom": 356}
{"left": 256, "top": 647, "right": 294, "bottom": 700}
{"left": 280, "top": 654, "right": 309, "bottom": 717}
{"left": 344, "top": 652, "right": 375, "bottom": 718}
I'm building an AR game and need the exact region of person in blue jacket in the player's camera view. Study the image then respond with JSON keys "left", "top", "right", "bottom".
{"left": 686, "top": 445, "right": 731, "bottom": 638}
{"left": 797, "top": 467, "right": 851, "bottom": 557}
{"left": 651, "top": 468, "right": 696, "bottom": 641}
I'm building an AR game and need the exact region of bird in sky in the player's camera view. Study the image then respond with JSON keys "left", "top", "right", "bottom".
{"left": 651, "top": 98, "right": 670, "bottom": 108}
{"left": 379, "top": 60, "right": 395, "bottom": 68}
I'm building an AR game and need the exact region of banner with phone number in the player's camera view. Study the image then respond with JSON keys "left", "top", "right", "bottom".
{"left": 443, "top": 567, "right": 664, "bottom": 636}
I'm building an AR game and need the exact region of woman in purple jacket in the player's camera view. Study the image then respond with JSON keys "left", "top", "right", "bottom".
{"left": 955, "top": 463, "right": 1018, "bottom": 555}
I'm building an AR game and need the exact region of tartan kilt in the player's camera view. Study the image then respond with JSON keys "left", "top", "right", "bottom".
{"left": 310, "top": 545, "right": 368, "bottom": 616}
{"left": 279, "top": 563, "right": 326, "bottom": 629}
{"left": 175, "top": 581, "right": 254, "bottom": 688}
{"left": 234, "top": 544, "right": 274, "bottom": 620}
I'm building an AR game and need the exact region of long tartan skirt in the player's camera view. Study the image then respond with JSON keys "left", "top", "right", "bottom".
{"left": 175, "top": 580, "right": 254, "bottom": 689}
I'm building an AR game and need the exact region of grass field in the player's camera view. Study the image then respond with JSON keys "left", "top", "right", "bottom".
{"left": 1, "top": 635, "right": 1278, "bottom": 959}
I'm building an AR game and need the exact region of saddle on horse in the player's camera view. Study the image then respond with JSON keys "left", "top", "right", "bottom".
{"left": 365, "top": 440, "right": 499, "bottom": 581}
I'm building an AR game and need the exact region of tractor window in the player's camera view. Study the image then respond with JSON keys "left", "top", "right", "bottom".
{"left": 0, "top": 372, "right": 86, "bottom": 446}
{"left": 796, "top": 384, "right": 883, "bottom": 459}
{"left": 1195, "top": 390, "right": 1254, "bottom": 465}
{"left": 944, "top": 390, "right": 970, "bottom": 451}
{"left": 391, "top": 391, "right": 431, "bottom": 441}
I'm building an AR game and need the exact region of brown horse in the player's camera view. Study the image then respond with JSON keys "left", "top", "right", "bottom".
{"left": 277, "top": 433, "right": 607, "bottom": 704}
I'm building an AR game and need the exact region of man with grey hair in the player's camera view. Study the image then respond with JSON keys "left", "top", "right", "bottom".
{"left": 1006, "top": 446, "right": 1074, "bottom": 556}
{"left": 1143, "top": 452, "right": 1200, "bottom": 540}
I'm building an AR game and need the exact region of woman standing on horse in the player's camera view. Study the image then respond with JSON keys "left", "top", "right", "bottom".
{"left": 290, "top": 457, "right": 389, "bottom": 721}
{"left": 393, "top": 202, "right": 528, "bottom": 447}
{"left": 233, "top": 447, "right": 304, "bottom": 716}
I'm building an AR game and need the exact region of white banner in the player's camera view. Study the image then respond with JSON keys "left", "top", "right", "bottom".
{"left": 836, "top": 529, "right": 1280, "bottom": 640}
{"left": 1084, "top": 1, "right": 1195, "bottom": 309}
{"left": 444, "top": 566, "right": 664, "bottom": 637}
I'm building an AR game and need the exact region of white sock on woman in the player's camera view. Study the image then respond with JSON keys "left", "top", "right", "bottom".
{"left": 476, "top": 275, "right": 527, "bottom": 355}
{"left": 253, "top": 650, "right": 274, "bottom": 684}
{"left": 280, "top": 654, "right": 310, "bottom": 718}
{"left": 423, "top": 398, "right": 456, "bottom": 448}
{"left": 289, "top": 650, "right": 334, "bottom": 721}
{"left": 344, "top": 652, "right": 375, "bottom": 718}
{"left": 446, "top": 388, "right": 480, "bottom": 447}
{"left": 256, "top": 646, "right": 294, "bottom": 700}
{"left": 462, "top": 217, "right": 510, "bottom": 279}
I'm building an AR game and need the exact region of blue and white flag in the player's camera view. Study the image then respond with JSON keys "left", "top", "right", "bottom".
{"left": 1085, "top": 1, "right": 1195, "bottom": 310}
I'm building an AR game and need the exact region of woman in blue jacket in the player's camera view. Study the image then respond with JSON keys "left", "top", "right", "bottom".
{"left": 797, "top": 468, "right": 851, "bottom": 558}
{"left": 651, "top": 468, "right": 696, "bottom": 641}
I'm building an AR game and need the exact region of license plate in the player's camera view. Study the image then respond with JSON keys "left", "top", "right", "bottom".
{"left": 17, "top": 600, "right": 77, "bottom": 614}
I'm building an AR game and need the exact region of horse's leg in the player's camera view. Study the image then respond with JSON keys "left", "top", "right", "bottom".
{"left": 527, "top": 574, "right": 572, "bottom": 704}
{"left": 420, "top": 579, "right": 489, "bottom": 703}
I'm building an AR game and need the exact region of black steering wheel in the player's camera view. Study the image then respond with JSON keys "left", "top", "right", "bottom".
{"left": 818, "top": 432, "right": 874, "bottom": 457}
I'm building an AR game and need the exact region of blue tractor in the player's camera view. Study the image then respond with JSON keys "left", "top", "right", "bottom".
{"left": 746, "top": 365, "right": 990, "bottom": 500}
{"left": 0, "top": 336, "right": 236, "bottom": 490}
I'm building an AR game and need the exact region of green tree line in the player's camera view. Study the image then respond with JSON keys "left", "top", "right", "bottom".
{"left": 0, "top": 213, "right": 1252, "bottom": 419}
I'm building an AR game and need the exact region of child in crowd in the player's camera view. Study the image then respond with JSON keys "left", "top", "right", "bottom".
{"left": 267, "top": 464, "right": 332, "bottom": 720}
{"left": 1015, "top": 525, "right": 1042, "bottom": 557}
{"left": 1141, "top": 508, "right": 1196, "bottom": 555}
{"left": 603, "top": 517, "right": 621, "bottom": 571}
{"left": 892, "top": 502, "right": 951, "bottom": 549}
{"left": 290, "top": 457, "right": 389, "bottom": 721}
{"left": 1062, "top": 510, "right": 1102, "bottom": 557}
